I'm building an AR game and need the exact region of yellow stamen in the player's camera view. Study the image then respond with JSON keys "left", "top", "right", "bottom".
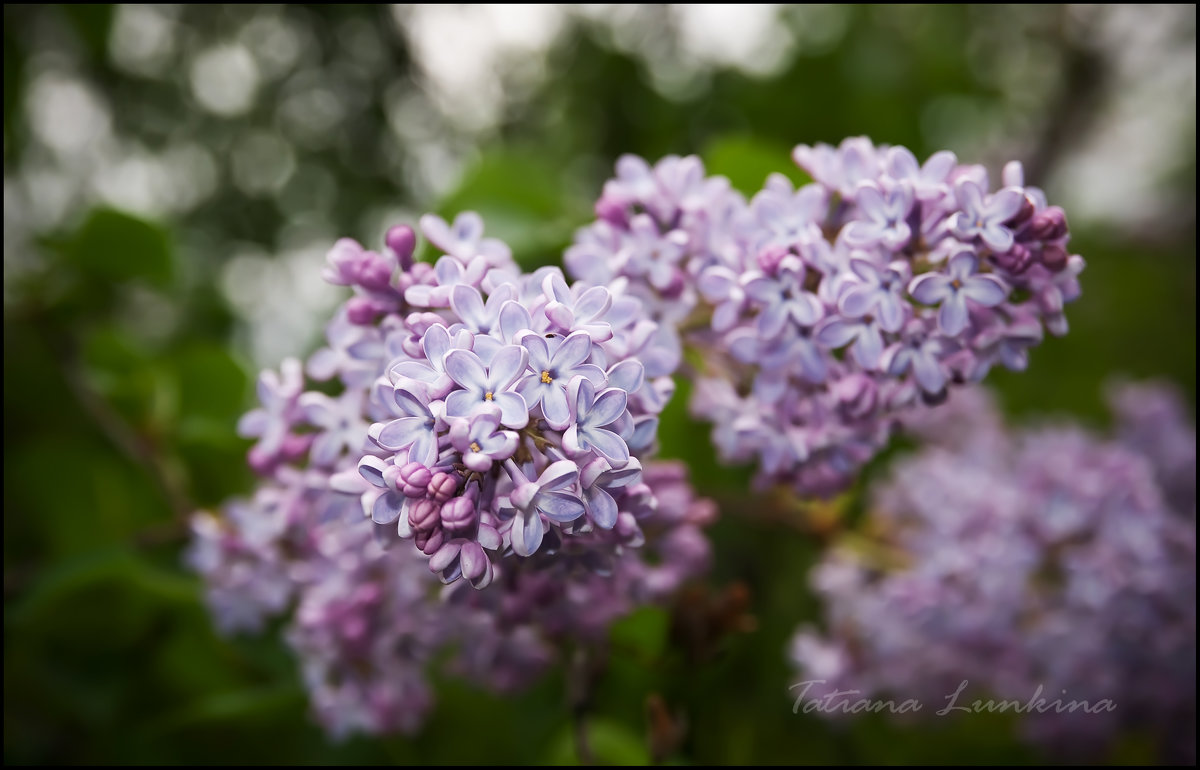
{"left": 469, "top": 441, "right": 481, "bottom": 453}
{"left": 950, "top": 279, "right": 962, "bottom": 289}
{"left": 484, "top": 391, "right": 493, "bottom": 401}
{"left": 540, "top": 370, "right": 553, "bottom": 384}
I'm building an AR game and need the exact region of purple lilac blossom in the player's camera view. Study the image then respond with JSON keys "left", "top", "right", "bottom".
{"left": 189, "top": 212, "right": 715, "bottom": 739}
{"left": 569, "top": 138, "right": 1085, "bottom": 496}
{"left": 789, "top": 384, "right": 1196, "bottom": 762}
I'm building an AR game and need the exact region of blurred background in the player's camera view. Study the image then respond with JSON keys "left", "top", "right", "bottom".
{"left": 3, "top": 4, "right": 1195, "bottom": 764}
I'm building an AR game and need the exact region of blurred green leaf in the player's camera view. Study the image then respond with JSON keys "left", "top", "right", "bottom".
{"left": 434, "top": 148, "right": 590, "bottom": 267}
{"left": 67, "top": 208, "right": 175, "bottom": 289}
{"left": 81, "top": 324, "right": 160, "bottom": 427}
{"left": 701, "top": 135, "right": 812, "bottom": 196}
{"left": 4, "top": 435, "right": 172, "bottom": 559}
{"left": 143, "top": 685, "right": 307, "bottom": 736}
{"left": 60, "top": 4, "right": 115, "bottom": 62}
{"left": 7, "top": 548, "right": 198, "bottom": 628}
{"left": 545, "top": 717, "right": 651, "bottom": 765}
{"left": 610, "top": 607, "right": 669, "bottom": 661}
{"left": 170, "top": 343, "right": 249, "bottom": 422}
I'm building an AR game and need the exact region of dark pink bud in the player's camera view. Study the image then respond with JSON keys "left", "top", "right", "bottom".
{"left": 1028, "top": 206, "right": 1068, "bottom": 242}
{"left": 247, "top": 446, "right": 277, "bottom": 476}
{"left": 418, "top": 528, "right": 446, "bottom": 556}
{"left": 346, "top": 296, "right": 379, "bottom": 325}
{"left": 440, "top": 496, "right": 477, "bottom": 534}
{"left": 281, "top": 432, "right": 314, "bottom": 460}
{"left": 398, "top": 462, "right": 433, "bottom": 497}
{"left": 358, "top": 253, "right": 395, "bottom": 291}
{"left": 994, "top": 244, "right": 1034, "bottom": 275}
{"left": 595, "top": 196, "right": 628, "bottom": 227}
{"left": 428, "top": 471, "right": 458, "bottom": 503}
{"left": 1040, "top": 244, "right": 1068, "bottom": 272}
{"left": 408, "top": 499, "right": 441, "bottom": 534}
{"left": 756, "top": 244, "right": 790, "bottom": 276}
{"left": 385, "top": 225, "right": 417, "bottom": 270}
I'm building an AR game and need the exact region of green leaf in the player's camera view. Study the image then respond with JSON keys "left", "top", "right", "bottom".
{"left": 433, "top": 148, "right": 590, "bottom": 268}
{"left": 67, "top": 208, "right": 175, "bottom": 288}
{"left": 80, "top": 324, "right": 160, "bottom": 426}
{"left": 701, "top": 135, "right": 811, "bottom": 197}
{"left": 170, "top": 343, "right": 249, "bottom": 421}
{"left": 610, "top": 606, "right": 669, "bottom": 661}
{"left": 142, "top": 685, "right": 307, "bottom": 736}
{"left": 7, "top": 548, "right": 199, "bottom": 627}
{"left": 545, "top": 718, "right": 652, "bottom": 765}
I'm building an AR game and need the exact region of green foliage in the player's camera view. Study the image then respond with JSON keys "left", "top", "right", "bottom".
{"left": 702, "top": 135, "right": 812, "bottom": 196}
{"left": 432, "top": 147, "right": 592, "bottom": 270}
{"left": 3, "top": 4, "right": 1195, "bottom": 766}
{"left": 67, "top": 208, "right": 175, "bottom": 289}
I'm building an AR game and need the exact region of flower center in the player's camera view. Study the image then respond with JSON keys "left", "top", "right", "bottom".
{"left": 540, "top": 370, "right": 553, "bottom": 384}
{"left": 484, "top": 391, "right": 494, "bottom": 401}
{"left": 950, "top": 279, "right": 963, "bottom": 290}
{"left": 469, "top": 441, "right": 481, "bottom": 453}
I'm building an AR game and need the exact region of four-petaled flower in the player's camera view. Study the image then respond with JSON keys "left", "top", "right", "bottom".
{"left": 299, "top": 388, "right": 368, "bottom": 467}
{"left": 884, "top": 146, "right": 956, "bottom": 202}
{"left": 448, "top": 406, "right": 519, "bottom": 472}
{"left": 356, "top": 455, "right": 408, "bottom": 527}
{"left": 419, "top": 211, "right": 512, "bottom": 267}
{"left": 949, "top": 179, "right": 1024, "bottom": 253}
{"left": 880, "top": 322, "right": 954, "bottom": 395}
{"left": 813, "top": 314, "right": 885, "bottom": 370}
{"left": 836, "top": 258, "right": 911, "bottom": 333}
{"left": 404, "top": 255, "right": 488, "bottom": 308}
{"left": 751, "top": 176, "right": 826, "bottom": 251}
{"left": 564, "top": 378, "right": 631, "bottom": 466}
{"left": 580, "top": 457, "right": 643, "bottom": 529}
{"left": 372, "top": 386, "right": 443, "bottom": 467}
{"left": 616, "top": 214, "right": 689, "bottom": 291}
{"left": 697, "top": 266, "right": 748, "bottom": 333}
{"left": 444, "top": 346, "right": 530, "bottom": 428}
{"left": 542, "top": 273, "right": 619, "bottom": 342}
{"left": 449, "top": 283, "right": 515, "bottom": 336}
{"left": 238, "top": 357, "right": 304, "bottom": 460}
{"left": 743, "top": 255, "right": 825, "bottom": 339}
{"left": 516, "top": 331, "right": 605, "bottom": 430}
{"left": 843, "top": 181, "right": 915, "bottom": 250}
{"left": 502, "top": 460, "right": 586, "bottom": 557}
{"left": 389, "top": 324, "right": 468, "bottom": 400}
{"left": 908, "top": 252, "right": 1008, "bottom": 336}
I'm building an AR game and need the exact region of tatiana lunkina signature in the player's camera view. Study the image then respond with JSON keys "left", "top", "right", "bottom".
{"left": 790, "top": 679, "right": 1117, "bottom": 716}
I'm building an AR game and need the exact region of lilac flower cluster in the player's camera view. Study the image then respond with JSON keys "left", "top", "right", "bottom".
{"left": 567, "top": 139, "right": 1084, "bottom": 495}
{"left": 789, "top": 384, "right": 1196, "bottom": 761}
{"left": 240, "top": 212, "right": 682, "bottom": 586}
{"left": 191, "top": 212, "right": 713, "bottom": 737}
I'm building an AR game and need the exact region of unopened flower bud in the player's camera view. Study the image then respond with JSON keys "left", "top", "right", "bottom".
{"left": 386, "top": 224, "right": 417, "bottom": 270}
{"left": 428, "top": 472, "right": 458, "bottom": 503}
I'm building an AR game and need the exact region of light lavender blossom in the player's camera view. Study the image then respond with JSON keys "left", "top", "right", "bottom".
{"left": 789, "top": 383, "right": 1196, "bottom": 762}
{"left": 570, "top": 139, "right": 1085, "bottom": 496}
{"left": 190, "top": 210, "right": 716, "bottom": 740}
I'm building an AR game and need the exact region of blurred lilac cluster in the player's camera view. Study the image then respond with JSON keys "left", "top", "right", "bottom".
{"left": 189, "top": 213, "right": 714, "bottom": 736}
{"left": 789, "top": 383, "right": 1196, "bottom": 760}
{"left": 568, "top": 138, "right": 1083, "bottom": 496}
